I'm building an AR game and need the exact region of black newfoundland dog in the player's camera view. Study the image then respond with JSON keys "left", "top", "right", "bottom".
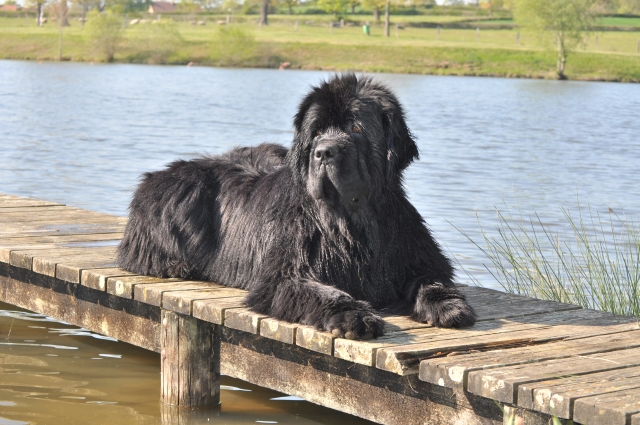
{"left": 117, "top": 74, "right": 476, "bottom": 340}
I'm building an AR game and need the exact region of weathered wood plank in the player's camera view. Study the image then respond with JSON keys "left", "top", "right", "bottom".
{"left": 219, "top": 332, "right": 503, "bottom": 425}
{"left": 518, "top": 365, "right": 640, "bottom": 418}
{"left": 0, "top": 205, "right": 68, "bottom": 214}
{"left": 162, "top": 311, "right": 180, "bottom": 405}
{"left": 224, "top": 308, "right": 268, "bottom": 334}
{"left": 573, "top": 387, "right": 640, "bottom": 425}
{"left": 297, "top": 325, "right": 335, "bottom": 355}
{"left": 0, "top": 222, "right": 126, "bottom": 237}
{"left": 632, "top": 413, "right": 640, "bottom": 425}
{"left": 0, "top": 263, "right": 159, "bottom": 352}
{"left": 192, "top": 297, "right": 246, "bottom": 325}
{"left": 162, "top": 313, "right": 220, "bottom": 407}
{"left": 374, "top": 311, "right": 638, "bottom": 375}
{"left": 80, "top": 267, "right": 136, "bottom": 291}
{"left": 29, "top": 247, "right": 117, "bottom": 276}
{"left": 419, "top": 330, "right": 640, "bottom": 390}
{"left": 134, "top": 281, "right": 216, "bottom": 307}
{"left": 298, "top": 286, "right": 579, "bottom": 358}
{"left": 0, "top": 208, "right": 116, "bottom": 223}
{"left": 161, "top": 287, "right": 247, "bottom": 315}
{"left": 0, "top": 233, "right": 122, "bottom": 263}
{"left": 259, "top": 318, "right": 298, "bottom": 345}
{"left": 467, "top": 346, "right": 640, "bottom": 404}
{"left": 106, "top": 276, "right": 182, "bottom": 299}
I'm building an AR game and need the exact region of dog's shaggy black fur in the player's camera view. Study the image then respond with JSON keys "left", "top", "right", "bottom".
{"left": 117, "top": 74, "right": 476, "bottom": 340}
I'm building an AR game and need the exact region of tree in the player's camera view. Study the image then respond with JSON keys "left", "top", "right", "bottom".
{"left": 25, "top": 0, "right": 47, "bottom": 26}
{"left": 281, "top": 0, "right": 298, "bottom": 14}
{"left": 513, "top": 0, "right": 597, "bottom": 79}
{"left": 362, "top": 0, "right": 384, "bottom": 21}
{"left": 84, "top": 10, "right": 124, "bottom": 62}
{"left": 318, "top": 0, "right": 348, "bottom": 16}
{"left": 259, "top": 0, "right": 269, "bottom": 25}
{"left": 348, "top": 0, "right": 359, "bottom": 13}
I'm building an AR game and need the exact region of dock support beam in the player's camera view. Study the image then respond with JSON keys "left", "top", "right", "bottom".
{"left": 161, "top": 310, "right": 220, "bottom": 407}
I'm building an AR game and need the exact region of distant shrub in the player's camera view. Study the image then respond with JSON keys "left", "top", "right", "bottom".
{"left": 138, "top": 19, "right": 183, "bottom": 64}
{"left": 84, "top": 10, "right": 124, "bottom": 62}
{"left": 211, "top": 26, "right": 258, "bottom": 66}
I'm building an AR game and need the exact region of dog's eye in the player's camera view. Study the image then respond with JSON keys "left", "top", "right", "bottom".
{"left": 352, "top": 125, "right": 361, "bottom": 134}
{"left": 315, "top": 130, "right": 322, "bottom": 137}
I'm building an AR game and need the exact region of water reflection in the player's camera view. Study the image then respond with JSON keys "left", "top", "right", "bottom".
{"left": 0, "top": 302, "right": 373, "bottom": 424}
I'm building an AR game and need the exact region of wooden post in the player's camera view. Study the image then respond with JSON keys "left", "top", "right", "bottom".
{"left": 329, "top": 21, "right": 333, "bottom": 34}
{"left": 161, "top": 310, "right": 220, "bottom": 407}
{"left": 294, "top": 19, "right": 298, "bottom": 31}
{"left": 436, "top": 25, "right": 440, "bottom": 40}
{"left": 637, "top": 39, "right": 639, "bottom": 54}
{"left": 395, "top": 23, "right": 398, "bottom": 38}
{"left": 516, "top": 32, "right": 520, "bottom": 45}
{"left": 476, "top": 27, "right": 479, "bottom": 42}
{"left": 595, "top": 35, "right": 599, "bottom": 51}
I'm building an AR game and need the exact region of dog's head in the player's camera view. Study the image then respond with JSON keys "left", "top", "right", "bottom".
{"left": 288, "top": 74, "right": 419, "bottom": 214}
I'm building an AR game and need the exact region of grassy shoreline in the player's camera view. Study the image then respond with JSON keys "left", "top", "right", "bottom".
{"left": 2, "top": 17, "right": 640, "bottom": 82}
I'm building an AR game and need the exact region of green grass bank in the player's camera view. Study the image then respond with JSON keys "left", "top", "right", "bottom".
{"left": 1, "top": 16, "right": 640, "bottom": 82}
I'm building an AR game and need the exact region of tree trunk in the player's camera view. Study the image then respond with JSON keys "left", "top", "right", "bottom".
{"left": 351, "top": 4, "right": 355, "bottom": 13}
{"left": 288, "top": 4, "right": 292, "bottom": 14}
{"left": 373, "top": 7, "right": 380, "bottom": 22}
{"left": 36, "top": 2, "right": 43, "bottom": 26}
{"left": 384, "top": 0, "right": 389, "bottom": 37}
{"left": 259, "top": 0, "right": 269, "bottom": 26}
{"left": 59, "top": 0, "right": 69, "bottom": 27}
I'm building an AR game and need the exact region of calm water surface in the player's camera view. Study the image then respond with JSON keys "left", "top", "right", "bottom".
{"left": 0, "top": 60, "right": 639, "bottom": 424}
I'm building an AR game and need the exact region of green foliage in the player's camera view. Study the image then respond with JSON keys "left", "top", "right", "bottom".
{"left": 136, "top": 19, "right": 182, "bottom": 63}
{"left": 318, "top": 0, "right": 349, "bottom": 15}
{"left": 459, "top": 201, "right": 640, "bottom": 320}
{"left": 513, "top": 0, "right": 597, "bottom": 77}
{"left": 211, "top": 25, "right": 258, "bottom": 66}
{"left": 84, "top": 10, "right": 123, "bottom": 62}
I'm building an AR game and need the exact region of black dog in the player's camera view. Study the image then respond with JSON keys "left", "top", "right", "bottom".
{"left": 117, "top": 74, "right": 476, "bottom": 340}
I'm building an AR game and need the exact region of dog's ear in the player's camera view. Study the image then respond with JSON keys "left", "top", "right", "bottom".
{"left": 382, "top": 101, "right": 419, "bottom": 175}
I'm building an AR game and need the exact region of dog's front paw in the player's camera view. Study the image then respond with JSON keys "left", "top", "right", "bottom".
{"left": 325, "top": 309, "right": 385, "bottom": 340}
{"left": 411, "top": 283, "right": 476, "bottom": 328}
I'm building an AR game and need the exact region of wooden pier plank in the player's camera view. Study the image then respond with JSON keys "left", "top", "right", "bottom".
{"left": 30, "top": 247, "right": 118, "bottom": 276}
{"left": 0, "top": 197, "right": 64, "bottom": 208}
{"left": 192, "top": 297, "right": 246, "bottom": 325}
{"left": 81, "top": 267, "right": 136, "bottom": 290}
{"left": 161, "top": 287, "right": 247, "bottom": 315}
{"left": 134, "top": 281, "right": 218, "bottom": 306}
{"left": 106, "top": 275, "right": 183, "bottom": 298}
{"left": 419, "top": 329, "right": 640, "bottom": 390}
{"left": 518, "top": 365, "right": 640, "bottom": 418}
{"left": 373, "top": 310, "right": 638, "bottom": 375}
{"left": 466, "top": 346, "right": 640, "bottom": 404}
{"left": 259, "top": 318, "right": 298, "bottom": 345}
{"left": 573, "top": 387, "right": 640, "bottom": 425}
{"left": 0, "top": 222, "right": 126, "bottom": 237}
{"left": 224, "top": 308, "right": 269, "bottom": 334}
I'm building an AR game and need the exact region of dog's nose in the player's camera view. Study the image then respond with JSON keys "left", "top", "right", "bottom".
{"left": 314, "top": 143, "right": 339, "bottom": 161}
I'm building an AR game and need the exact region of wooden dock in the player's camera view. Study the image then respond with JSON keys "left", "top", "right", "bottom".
{"left": 0, "top": 193, "right": 639, "bottom": 425}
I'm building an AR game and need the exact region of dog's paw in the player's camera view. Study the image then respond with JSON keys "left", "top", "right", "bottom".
{"left": 411, "top": 283, "right": 476, "bottom": 328}
{"left": 325, "top": 309, "right": 385, "bottom": 340}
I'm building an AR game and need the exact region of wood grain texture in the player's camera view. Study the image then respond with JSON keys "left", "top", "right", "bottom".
{"left": 161, "top": 311, "right": 220, "bottom": 407}
{"left": 0, "top": 262, "right": 159, "bottom": 352}
{"left": 467, "top": 346, "right": 640, "bottom": 404}
{"left": 518, "top": 365, "right": 640, "bottom": 418}
{"left": 374, "top": 310, "right": 638, "bottom": 375}
{"left": 224, "top": 307, "right": 268, "bottom": 334}
{"left": 106, "top": 276, "right": 182, "bottom": 299}
{"left": 573, "top": 387, "right": 640, "bottom": 425}
{"left": 419, "top": 330, "right": 640, "bottom": 390}
{"left": 192, "top": 297, "right": 246, "bottom": 325}
{"left": 134, "top": 281, "right": 216, "bottom": 306}
{"left": 161, "top": 287, "right": 246, "bottom": 315}
{"left": 81, "top": 267, "right": 136, "bottom": 291}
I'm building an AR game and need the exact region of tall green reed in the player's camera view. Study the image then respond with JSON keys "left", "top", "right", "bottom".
{"left": 456, "top": 201, "right": 640, "bottom": 319}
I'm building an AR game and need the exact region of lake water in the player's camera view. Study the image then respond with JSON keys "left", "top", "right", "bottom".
{"left": 0, "top": 60, "right": 639, "bottom": 424}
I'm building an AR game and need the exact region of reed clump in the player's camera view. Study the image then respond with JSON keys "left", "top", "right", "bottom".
{"left": 461, "top": 202, "right": 640, "bottom": 319}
